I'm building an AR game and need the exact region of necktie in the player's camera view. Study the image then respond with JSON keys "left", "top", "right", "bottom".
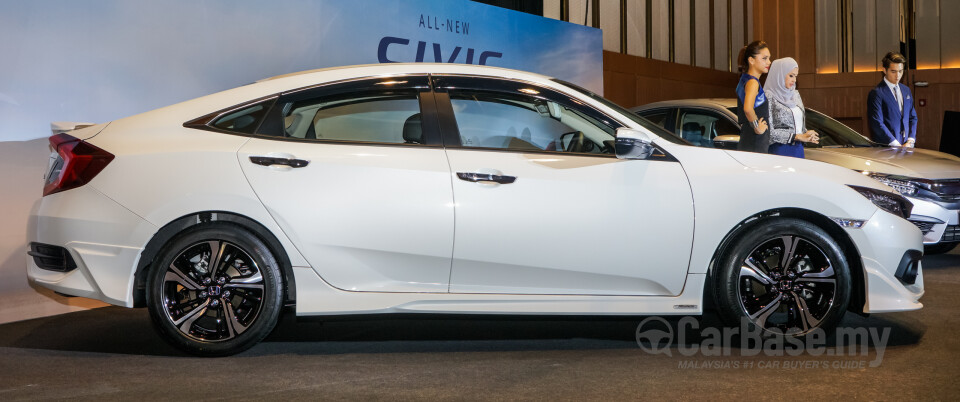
{"left": 894, "top": 85, "right": 903, "bottom": 112}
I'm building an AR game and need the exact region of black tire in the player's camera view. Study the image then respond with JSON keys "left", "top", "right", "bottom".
{"left": 924, "top": 242, "right": 958, "bottom": 255}
{"left": 714, "top": 218, "right": 851, "bottom": 337}
{"left": 146, "top": 223, "right": 283, "bottom": 356}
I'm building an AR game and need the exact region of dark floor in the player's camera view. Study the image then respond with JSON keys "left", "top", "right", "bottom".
{"left": 1, "top": 249, "right": 959, "bottom": 401}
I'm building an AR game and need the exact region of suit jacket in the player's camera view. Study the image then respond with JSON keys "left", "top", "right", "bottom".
{"left": 867, "top": 80, "right": 918, "bottom": 145}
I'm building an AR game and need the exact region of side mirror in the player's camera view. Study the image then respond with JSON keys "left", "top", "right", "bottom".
{"left": 615, "top": 128, "right": 655, "bottom": 160}
{"left": 712, "top": 134, "right": 740, "bottom": 150}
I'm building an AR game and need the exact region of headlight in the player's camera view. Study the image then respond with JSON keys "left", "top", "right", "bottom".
{"left": 848, "top": 185, "right": 914, "bottom": 219}
{"left": 860, "top": 172, "right": 919, "bottom": 196}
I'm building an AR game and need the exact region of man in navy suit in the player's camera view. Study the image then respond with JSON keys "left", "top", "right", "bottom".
{"left": 868, "top": 52, "right": 918, "bottom": 147}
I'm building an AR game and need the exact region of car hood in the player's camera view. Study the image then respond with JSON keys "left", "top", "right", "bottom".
{"left": 723, "top": 149, "right": 889, "bottom": 190}
{"left": 805, "top": 147, "right": 960, "bottom": 179}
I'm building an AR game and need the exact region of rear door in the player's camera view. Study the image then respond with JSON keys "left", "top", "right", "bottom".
{"left": 237, "top": 76, "right": 455, "bottom": 293}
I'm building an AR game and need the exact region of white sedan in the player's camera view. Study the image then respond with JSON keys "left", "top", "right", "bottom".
{"left": 28, "top": 63, "right": 923, "bottom": 356}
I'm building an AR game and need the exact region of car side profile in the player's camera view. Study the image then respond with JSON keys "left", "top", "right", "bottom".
{"left": 632, "top": 99, "right": 960, "bottom": 254}
{"left": 28, "top": 64, "right": 923, "bottom": 356}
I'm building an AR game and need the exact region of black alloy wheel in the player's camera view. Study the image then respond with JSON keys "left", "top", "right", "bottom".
{"left": 147, "top": 223, "right": 283, "bottom": 356}
{"left": 716, "top": 218, "right": 851, "bottom": 336}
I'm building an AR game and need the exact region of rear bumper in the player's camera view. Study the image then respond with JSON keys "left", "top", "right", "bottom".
{"left": 26, "top": 186, "right": 157, "bottom": 307}
{"left": 846, "top": 209, "right": 924, "bottom": 313}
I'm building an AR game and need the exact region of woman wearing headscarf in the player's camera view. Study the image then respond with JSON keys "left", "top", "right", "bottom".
{"left": 764, "top": 57, "right": 819, "bottom": 157}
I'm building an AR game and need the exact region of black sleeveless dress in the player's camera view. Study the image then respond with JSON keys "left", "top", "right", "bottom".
{"left": 736, "top": 74, "right": 770, "bottom": 153}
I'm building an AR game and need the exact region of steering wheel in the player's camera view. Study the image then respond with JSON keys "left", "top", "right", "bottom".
{"left": 559, "top": 131, "right": 585, "bottom": 152}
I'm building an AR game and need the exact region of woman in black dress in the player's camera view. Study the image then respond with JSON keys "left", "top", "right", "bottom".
{"left": 735, "top": 41, "right": 772, "bottom": 153}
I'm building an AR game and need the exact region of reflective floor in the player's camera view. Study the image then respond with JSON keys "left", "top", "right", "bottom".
{"left": 1, "top": 249, "right": 958, "bottom": 400}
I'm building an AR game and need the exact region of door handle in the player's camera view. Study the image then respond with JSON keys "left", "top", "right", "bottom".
{"left": 456, "top": 172, "right": 516, "bottom": 184}
{"left": 249, "top": 156, "right": 309, "bottom": 168}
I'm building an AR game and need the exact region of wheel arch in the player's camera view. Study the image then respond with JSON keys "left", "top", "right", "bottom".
{"left": 132, "top": 211, "right": 296, "bottom": 308}
{"left": 701, "top": 208, "right": 866, "bottom": 316}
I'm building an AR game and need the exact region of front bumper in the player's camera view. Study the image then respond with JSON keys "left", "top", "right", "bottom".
{"left": 907, "top": 196, "right": 959, "bottom": 245}
{"left": 26, "top": 185, "right": 158, "bottom": 307}
{"left": 845, "top": 209, "right": 925, "bottom": 313}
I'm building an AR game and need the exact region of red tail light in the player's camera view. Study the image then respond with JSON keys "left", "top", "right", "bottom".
{"left": 43, "top": 133, "right": 114, "bottom": 196}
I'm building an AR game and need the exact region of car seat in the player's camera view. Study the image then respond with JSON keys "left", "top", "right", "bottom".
{"left": 403, "top": 113, "right": 423, "bottom": 144}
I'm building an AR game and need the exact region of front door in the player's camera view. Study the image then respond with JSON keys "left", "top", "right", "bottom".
{"left": 434, "top": 77, "right": 695, "bottom": 296}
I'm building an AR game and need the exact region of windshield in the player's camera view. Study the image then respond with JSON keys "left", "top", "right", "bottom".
{"left": 804, "top": 109, "right": 875, "bottom": 148}
{"left": 725, "top": 107, "right": 875, "bottom": 148}
{"left": 552, "top": 79, "right": 691, "bottom": 145}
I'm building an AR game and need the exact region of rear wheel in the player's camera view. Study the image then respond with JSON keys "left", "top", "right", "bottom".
{"left": 715, "top": 218, "right": 851, "bottom": 336}
{"left": 146, "top": 223, "right": 283, "bottom": 356}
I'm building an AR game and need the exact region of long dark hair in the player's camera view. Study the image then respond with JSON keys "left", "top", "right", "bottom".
{"left": 738, "top": 40, "right": 768, "bottom": 73}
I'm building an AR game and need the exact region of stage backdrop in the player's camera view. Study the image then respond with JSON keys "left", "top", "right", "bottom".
{"left": 0, "top": 0, "right": 601, "bottom": 323}
{"left": 0, "top": 0, "right": 602, "bottom": 142}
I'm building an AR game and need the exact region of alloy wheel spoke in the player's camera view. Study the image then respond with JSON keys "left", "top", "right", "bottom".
{"left": 791, "top": 291, "right": 821, "bottom": 332}
{"left": 222, "top": 300, "right": 249, "bottom": 337}
{"left": 232, "top": 271, "right": 263, "bottom": 284}
{"left": 794, "top": 281, "right": 836, "bottom": 301}
{"left": 796, "top": 277, "right": 837, "bottom": 285}
{"left": 741, "top": 259, "right": 774, "bottom": 285}
{"left": 800, "top": 264, "right": 835, "bottom": 279}
{"left": 780, "top": 236, "right": 800, "bottom": 271}
{"left": 172, "top": 297, "right": 205, "bottom": 311}
{"left": 224, "top": 282, "right": 264, "bottom": 291}
{"left": 749, "top": 293, "right": 783, "bottom": 328}
{"left": 207, "top": 241, "right": 226, "bottom": 279}
{"left": 174, "top": 299, "right": 210, "bottom": 329}
{"left": 166, "top": 263, "right": 202, "bottom": 290}
{"left": 232, "top": 289, "right": 262, "bottom": 303}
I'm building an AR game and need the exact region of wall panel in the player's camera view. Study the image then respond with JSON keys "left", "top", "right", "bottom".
{"left": 674, "top": 0, "right": 691, "bottom": 64}
{"left": 915, "top": 0, "right": 941, "bottom": 69}
{"left": 694, "top": 0, "right": 711, "bottom": 69}
{"left": 941, "top": 1, "right": 960, "bottom": 68}
{"left": 714, "top": 0, "right": 730, "bottom": 71}
{"left": 851, "top": 0, "right": 877, "bottom": 72}
{"left": 651, "top": 0, "right": 670, "bottom": 61}
{"left": 600, "top": 0, "right": 621, "bottom": 51}
{"left": 815, "top": 0, "right": 839, "bottom": 73}
{"left": 626, "top": 0, "right": 648, "bottom": 57}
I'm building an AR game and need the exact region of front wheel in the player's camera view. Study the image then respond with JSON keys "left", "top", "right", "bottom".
{"left": 146, "top": 223, "right": 283, "bottom": 356}
{"left": 715, "top": 218, "right": 851, "bottom": 336}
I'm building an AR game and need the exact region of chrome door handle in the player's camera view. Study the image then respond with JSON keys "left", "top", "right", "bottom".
{"left": 249, "top": 156, "right": 309, "bottom": 168}
{"left": 456, "top": 172, "right": 516, "bottom": 184}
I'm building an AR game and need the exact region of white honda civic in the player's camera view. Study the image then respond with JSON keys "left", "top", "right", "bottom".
{"left": 28, "top": 63, "right": 923, "bottom": 356}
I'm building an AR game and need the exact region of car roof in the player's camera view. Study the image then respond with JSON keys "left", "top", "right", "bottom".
{"left": 631, "top": 98, "right": 737, "bottom": 111}
{"left": 256, "top": 63, "right": 558, "bottom": 84}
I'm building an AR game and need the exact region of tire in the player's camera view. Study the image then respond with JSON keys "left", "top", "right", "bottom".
{"left": 714, "top": 218, "right": 851, "bottom": 337}
{"left": 924, "top": 242, "right": 958, "bottom": 255}
{"left": 146, "top": 223, "right": 283, "bottom": 356}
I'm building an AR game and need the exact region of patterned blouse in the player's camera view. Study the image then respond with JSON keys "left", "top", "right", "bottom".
{"left": 767, "top": 94, "right": 806, "bottom": 145}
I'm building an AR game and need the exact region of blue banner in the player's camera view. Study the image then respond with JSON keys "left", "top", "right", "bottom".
{"left": 0, "top": 0, "right": 602, "bottom": 141}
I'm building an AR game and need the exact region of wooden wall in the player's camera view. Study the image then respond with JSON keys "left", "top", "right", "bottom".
{"left": 602, "top": 51, "right": 739, "bottom": 109}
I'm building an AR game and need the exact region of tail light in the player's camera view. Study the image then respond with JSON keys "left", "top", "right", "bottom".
{"left": 43, "top": 133, "right": 114, "bottom": 196}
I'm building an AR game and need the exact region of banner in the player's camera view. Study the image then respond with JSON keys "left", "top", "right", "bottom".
{"left": 0, "top": 0, "right": 602, "bottom": 141}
